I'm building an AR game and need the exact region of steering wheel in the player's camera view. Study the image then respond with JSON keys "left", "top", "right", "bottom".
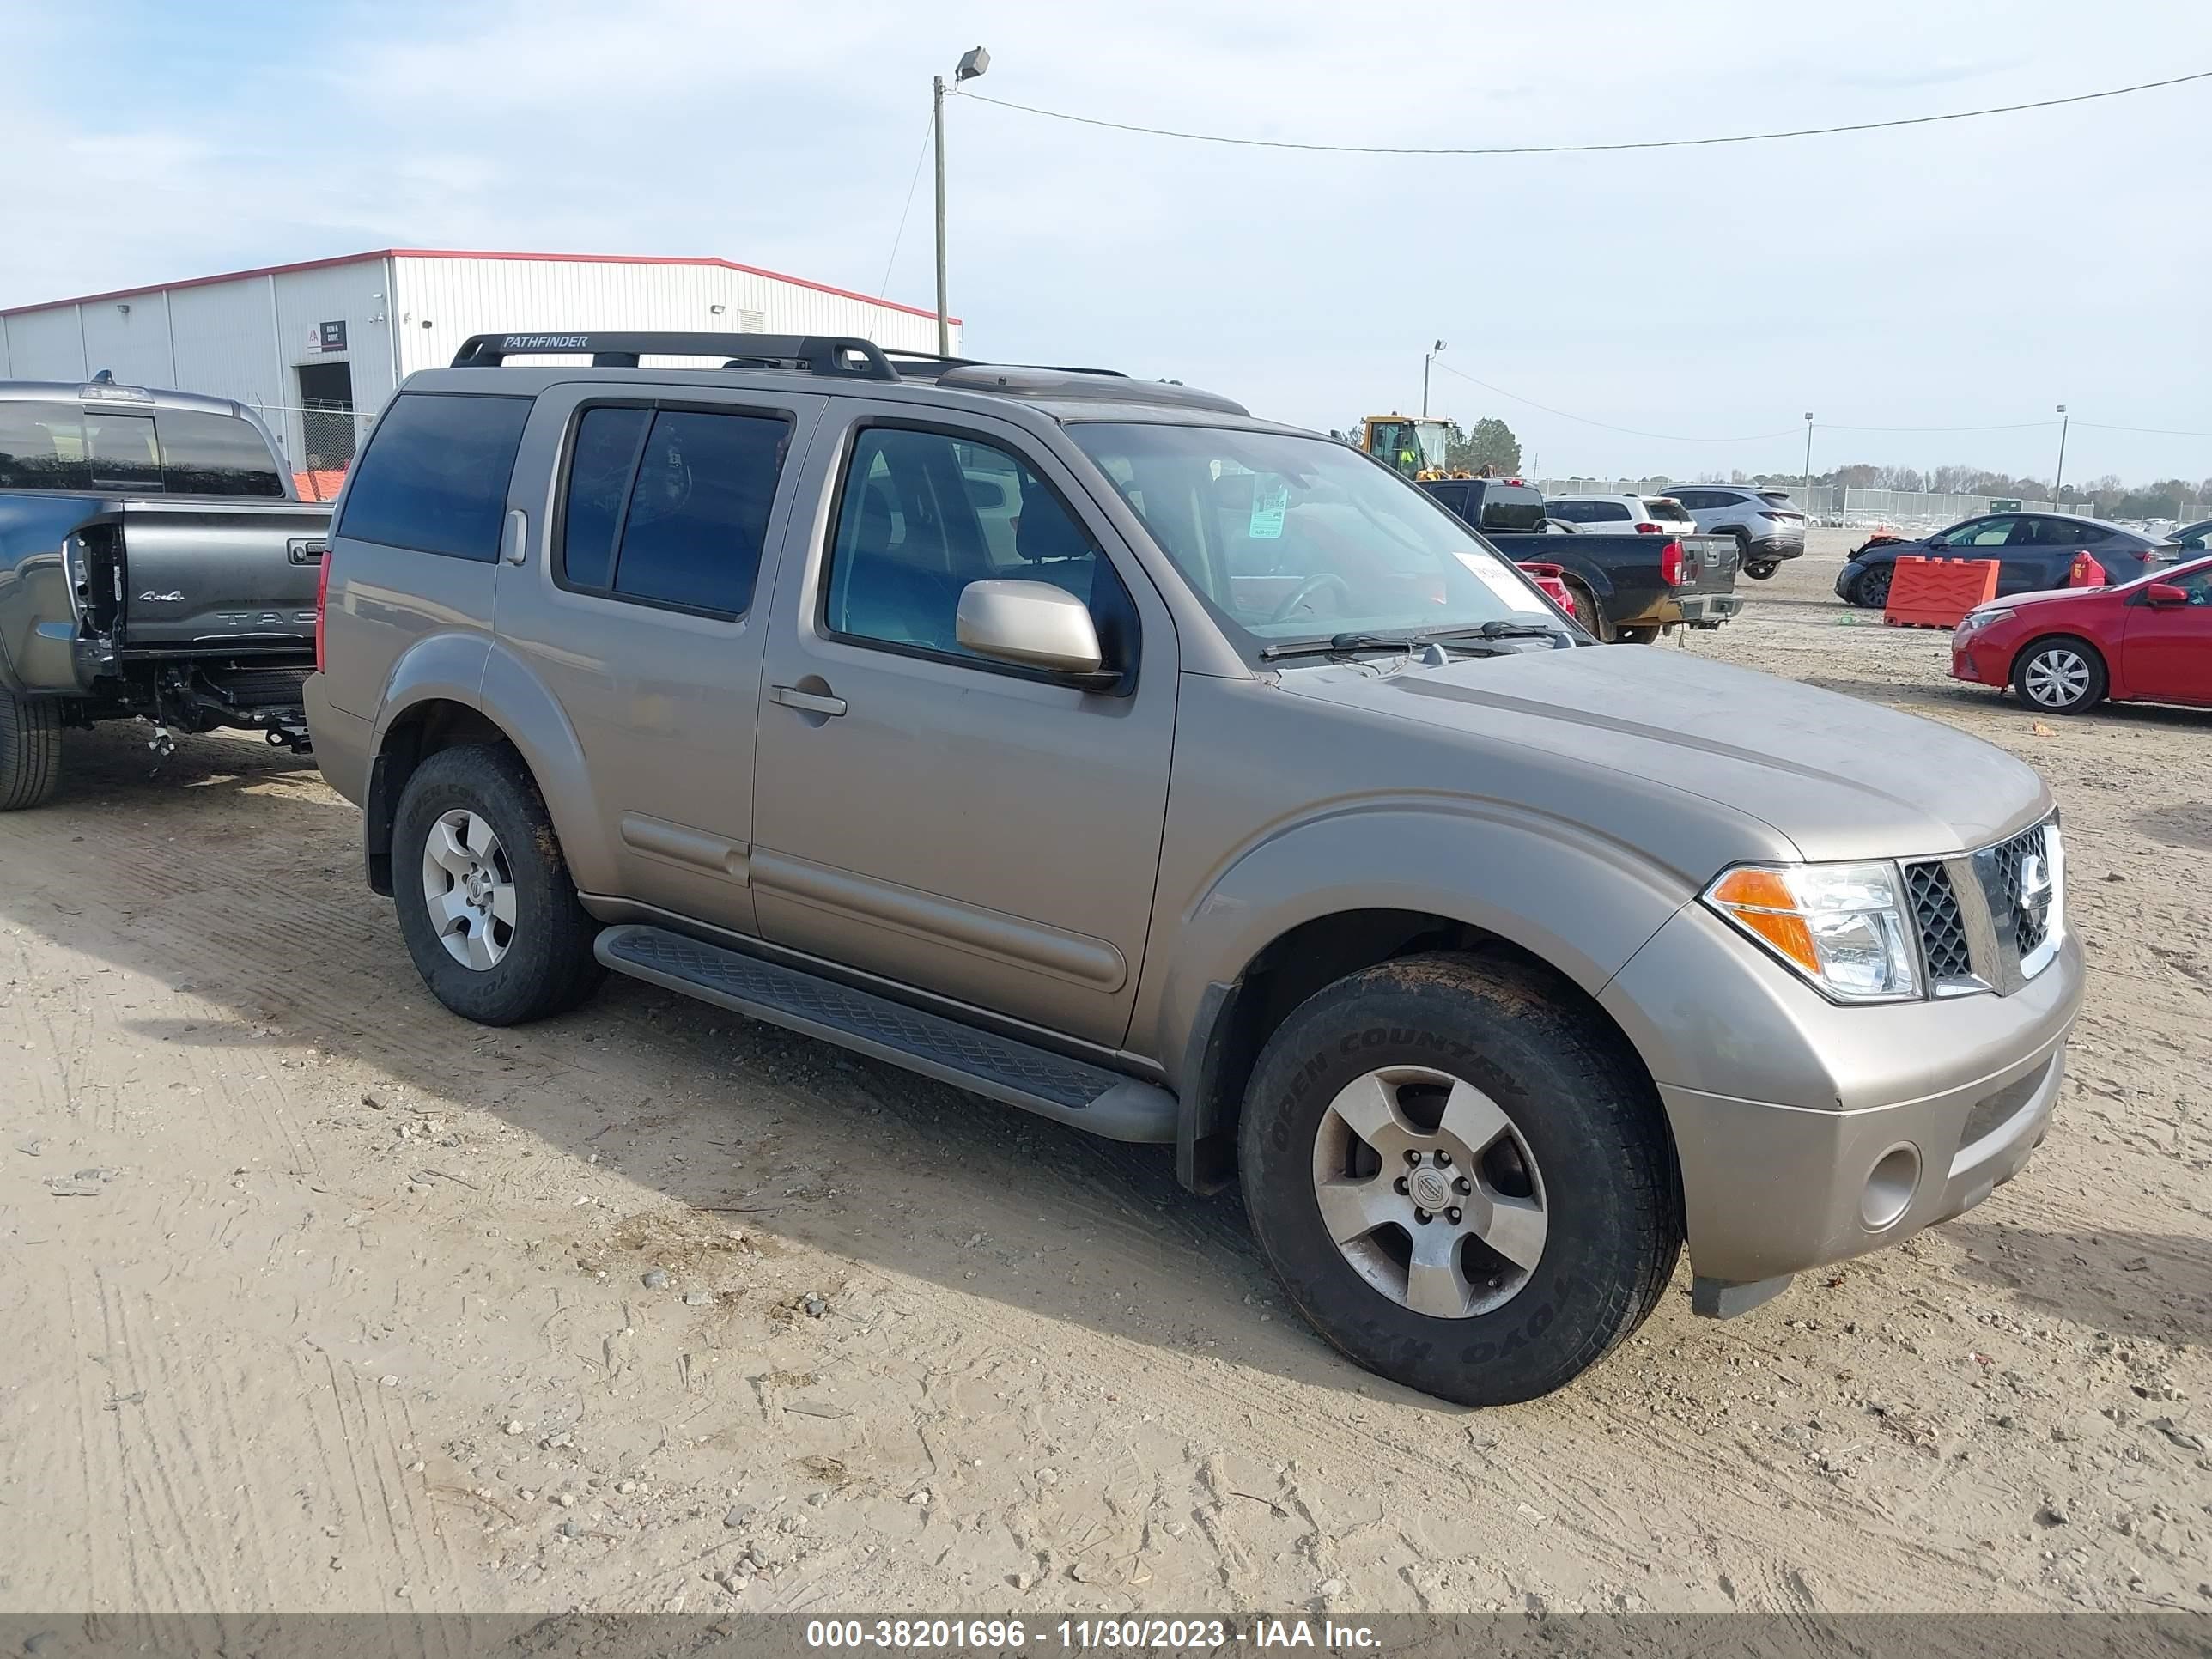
{"left": 1268, "top": 572, "right": 1353, "bottom": 624}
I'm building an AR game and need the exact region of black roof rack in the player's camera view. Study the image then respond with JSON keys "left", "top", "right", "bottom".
{"left": 449, "top": 331, "right": 901, "bottom": 380}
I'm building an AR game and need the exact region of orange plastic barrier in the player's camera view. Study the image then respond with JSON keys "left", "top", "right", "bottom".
{"left": 1883, "top": 556, "right": 1998, "bottom": 629}
{"left": 292, "top": 469, "right": 348, "bottom": 502}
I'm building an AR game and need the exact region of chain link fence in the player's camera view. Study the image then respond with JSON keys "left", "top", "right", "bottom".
{"left": 248, "top": 402, "right": 380, "bottom": 501}
{"left": 1533, "top": 479, "right": 2121, "bottom": 532}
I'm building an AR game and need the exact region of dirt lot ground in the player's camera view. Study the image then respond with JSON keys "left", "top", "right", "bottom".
{"left": 3, "top": 530, "right": 2207, "bottom": 1617}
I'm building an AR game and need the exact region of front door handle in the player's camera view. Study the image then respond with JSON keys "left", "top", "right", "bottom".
{"left": 770, "top": 684, "right": 847, "bottom": 717}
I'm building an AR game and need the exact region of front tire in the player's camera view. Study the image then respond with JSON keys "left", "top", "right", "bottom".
{"left": 1851, "top": 563, "right": 1893, "bottom": 610}
{"left": 1238, "top": 953, "right": 1681, "bottom": 1407}
{"left": 0, "top": 690, "right": 63, "bottom": 811}
{"left": 392, "top": 744, "right": 606, "bottom": 1024}
{"left": 2011, "top": 635, "right": 2106, "bottom": 714}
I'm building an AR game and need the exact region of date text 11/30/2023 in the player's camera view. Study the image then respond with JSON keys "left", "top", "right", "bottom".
{"left": 804, "top": 1617, "right": 1382, "bottom": 1650}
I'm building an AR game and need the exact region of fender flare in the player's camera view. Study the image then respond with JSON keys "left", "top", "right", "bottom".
{"left": 1146, "top": 802, "right": 1692, "bottom": 1187}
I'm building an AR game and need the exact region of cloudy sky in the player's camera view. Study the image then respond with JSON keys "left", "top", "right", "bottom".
{"left": 8, "top": 0, "right": 2209, "bottom": 483}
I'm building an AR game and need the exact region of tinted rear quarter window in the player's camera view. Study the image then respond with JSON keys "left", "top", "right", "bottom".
{"left": 340, "top": 392, "right": 532, "bottom": 561}
{"left": 157, "top": 410, "right": 286, "bottom": 496}
{"left": 0, "top": 402, "right": 92, "bottom": 489}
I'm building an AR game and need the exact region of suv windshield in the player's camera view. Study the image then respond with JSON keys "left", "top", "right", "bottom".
{"left": 1069, "top": 424, "right": 1560, "bottom": 653}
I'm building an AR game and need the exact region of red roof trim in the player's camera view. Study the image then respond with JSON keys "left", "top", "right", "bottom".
{"left": 3, "top": 248, "right": 957, "bottom": 325}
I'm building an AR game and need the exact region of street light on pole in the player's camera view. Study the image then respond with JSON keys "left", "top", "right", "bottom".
{"left": 1422, "top": 340, "right": 1445, "bottom": 418}
{"left": 933, "top": 46, "right": 990, "bottom": 358}
{"left": 1802, "top": 412, "right": 1814, "bottom": 518}
{"left": 2051, "top": 404, "right": 2069, "bottom": 507}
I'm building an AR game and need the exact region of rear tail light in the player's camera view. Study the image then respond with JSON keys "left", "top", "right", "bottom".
{"left": 1660, "top": 539, "right": 1690, "bottom": 586}
{"left": 1633, "top": 520, "right": 1662, "bottom": 533}
{"left": 314, "top": 551, "right": 332, "bottom": 673}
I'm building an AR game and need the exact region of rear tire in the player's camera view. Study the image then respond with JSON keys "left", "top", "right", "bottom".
{"left": 392, "top": 744, "right": 606, "bottom": 1024}
{"left": 0, "top": 690, "right": 63, "bottom": 811}
{"left": 1565, "top": 580, "right": 1613, "bottom": 642}
{"left": 2011, "top": 635, "right": 2106, "bottom": 715}
{"left": 1744, "top": 561, "right": 1779, "bottom": 580}
{"left": 1238, "top": 952, "right": 1681, "bottom": 1407}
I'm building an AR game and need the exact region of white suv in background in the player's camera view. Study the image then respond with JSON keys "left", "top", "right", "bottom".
{"left": 1546, "top": 493, "right": 1698, "bottom": 536}
{"left": 1662, "top": 485, "right": 1808, "bottom": 580}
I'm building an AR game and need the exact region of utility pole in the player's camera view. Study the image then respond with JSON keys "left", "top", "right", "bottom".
{"left": 1802, "top": 412, "right": 1814, "bottom": 515}
{"left": 1422, "top": 340, "right": 1445, "bottom": 418}
{"left": 933, "top": 47, "right": 991, "bottom": 358}
{"left": 2051, "top": 404, "right": 2069, "bottom": 507}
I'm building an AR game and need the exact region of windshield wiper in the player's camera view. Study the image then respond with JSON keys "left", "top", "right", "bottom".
{"left": 1261, "top": 632, "right": 1442, "bottom": 661}
{"left": 1468, "top": 619, "right": 1569, "bottom": 640}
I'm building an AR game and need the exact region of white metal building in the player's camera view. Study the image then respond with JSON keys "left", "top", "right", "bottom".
{"left": 0, "top": 250, "right": 961, "bottom": 477}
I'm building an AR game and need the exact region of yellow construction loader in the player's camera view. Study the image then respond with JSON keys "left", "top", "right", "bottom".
{"left": 1357, "top": 416, "right": 1468, "bottom": 482}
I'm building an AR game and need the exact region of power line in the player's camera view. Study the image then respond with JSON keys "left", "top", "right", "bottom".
{"left": 1430, "top": 361, "right": 1798, "bottom": 443}
{"left": 1820, "top": 420, "right": 2060, "bottom": 433}
{"left": 957, "top": 68, "right": 2211, "bottom": 157}
{"left": 2075, "top": 419, "right": 2212, "bottom": 438}
{"left": 877, "top": 110, "right": 937, "bottom": 300}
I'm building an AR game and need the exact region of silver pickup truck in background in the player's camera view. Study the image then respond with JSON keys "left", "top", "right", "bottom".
{"left": 0, "top": 378, "right": 333, "bottom": 808}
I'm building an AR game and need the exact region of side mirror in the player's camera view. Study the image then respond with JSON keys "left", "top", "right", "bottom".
{"left": 956, "top": 580, "right": 1113, "bottom": 684}
{"left": 2144, "top": 582, "right": 2189, "bottom": 606}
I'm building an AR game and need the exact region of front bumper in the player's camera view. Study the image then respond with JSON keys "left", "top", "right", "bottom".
{"left": 1949, "top": 637, "right": 2006, "bottom": 688}
{"left": 1833, "top": 562, "right": 1865, "bottom": 601}
{"left": 1601, "top": 901, "right": 2084, "bottom": 1288}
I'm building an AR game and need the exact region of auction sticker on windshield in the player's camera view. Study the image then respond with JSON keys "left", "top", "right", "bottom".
{"left": 1455, "top": 550, "right": 1548, "bottom": 612}
{"left": 1249, "top": 478, "right": 1288, "bottom": 539}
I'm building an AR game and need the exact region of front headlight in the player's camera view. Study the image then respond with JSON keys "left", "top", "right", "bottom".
{"left": 1704, "top": 861, "right": 1922, "bottom": 1003}
{"left": 1955, "top": 606, "right": 2014, "bottom": 635}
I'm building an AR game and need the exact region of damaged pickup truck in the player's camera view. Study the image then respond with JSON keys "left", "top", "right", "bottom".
{"left": 0, "top": 377, "right": 332, "bottom": 808}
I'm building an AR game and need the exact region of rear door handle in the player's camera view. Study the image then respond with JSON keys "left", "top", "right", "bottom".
{"left": 770, "top": 684, "right": 847, "bottom": 717}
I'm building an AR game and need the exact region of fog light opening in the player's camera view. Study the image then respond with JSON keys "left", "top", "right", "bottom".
{"left": 1861, "top": 1143, "right": 1921, "bottom": 1231}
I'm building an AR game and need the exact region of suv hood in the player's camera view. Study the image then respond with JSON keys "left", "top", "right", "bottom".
{"left": 1281, "top": 644, "right": 2051, "bottom": 865}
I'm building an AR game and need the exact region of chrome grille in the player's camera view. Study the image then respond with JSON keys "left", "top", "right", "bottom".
{"left": 1906, "top": 862, "right": 1973, "bottom": 982}
{"left": 1988, "top": 823, "right": 2052, "bottom": 957}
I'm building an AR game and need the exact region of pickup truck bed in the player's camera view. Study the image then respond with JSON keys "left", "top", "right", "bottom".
{"left": 1, "top": 379, "right": 334, "bottom": 807}
{"left": 1419, "top": 479, "right": 1742, "bottom": 640}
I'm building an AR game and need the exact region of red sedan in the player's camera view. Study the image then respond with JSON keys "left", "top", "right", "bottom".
{"left": 1950, "top": 554, "right": 2212, "bottom": 714}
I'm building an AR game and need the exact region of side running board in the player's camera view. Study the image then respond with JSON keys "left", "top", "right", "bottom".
{"left": 594, "top": 925, "right": 1177, "bottom": 1145}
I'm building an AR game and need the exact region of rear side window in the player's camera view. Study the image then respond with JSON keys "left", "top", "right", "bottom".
{"left": 1546, "top": 501, "right": 1589, "bottom": 523}
{"left": 1583, "top": 500, "right": 1632, "bottom": 521}
{"left": 1474, "top": 483, "right": 1547, "bottom": 532}
{"left": 156, "top": 410, "right": 285, "bottom": 496}
{"left": 340, "top": 392, "right": 532, "bottom": 562}
{"left": 556, "top": 404, "right": 790, "bottom": 617}
{"left": 0, "top": 402, "right": 91, "bottom": 489}
{"left": 1756, "top": 491, "right": 1797, "bottom": 510}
